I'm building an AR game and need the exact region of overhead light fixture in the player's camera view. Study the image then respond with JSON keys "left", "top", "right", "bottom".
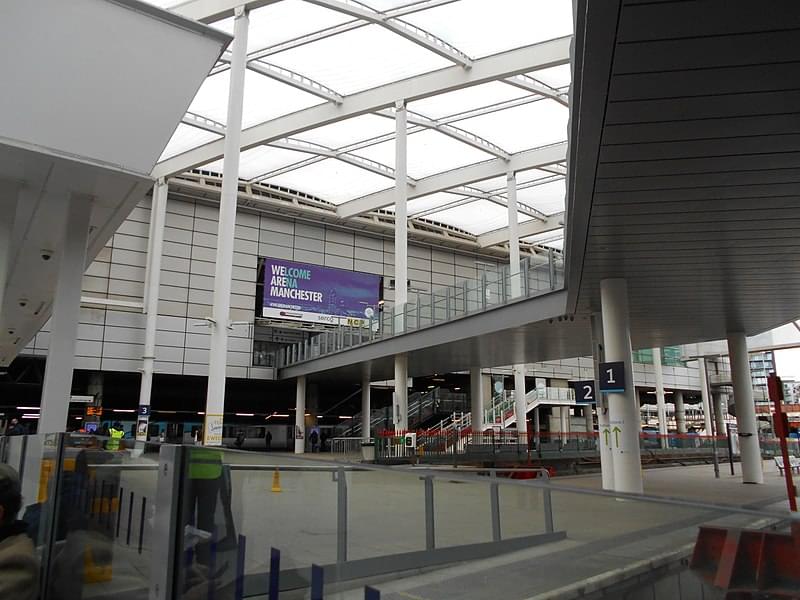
{"left": 16, "top": 406, "right": 40, "bottom": 410}
{"left": 114, "top": 409, "right": 136, "bottom": 413}
{"left": 235, "top": 413, "right": 255, "bottom": 417}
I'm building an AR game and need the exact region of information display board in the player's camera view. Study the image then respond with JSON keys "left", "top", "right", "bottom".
{"left": 261, "top": 257, "right": 381, "bottom": 328}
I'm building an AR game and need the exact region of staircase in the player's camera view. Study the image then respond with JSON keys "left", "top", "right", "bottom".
{"left": 484, "top": 386, "right": 577, "bottom": 428}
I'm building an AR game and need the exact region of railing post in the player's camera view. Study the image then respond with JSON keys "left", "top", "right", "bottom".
{"left": 548, "top": 248, "right": 556, "bottom": 290}
{"left": 490, "top": 470, "right": 501, "bottom": 542}
{"left": 481, "top": 274, "right": 487, "bottom": 310}
{"left": 445, "top": 287, "right": 451, "bottom": 320}
{"left": 336, "top": 467, "right": 348, "bottom": 563}
{"left": 541, "top": 471, "right": 554, "bottom": 534}
{"left": 424, "top": 476, "right": 435, "bottom": 550}
{"left": 462, "top": 280, "right": 469, "bottom": 313}
{"left": 416, "top": 292, "right": 421, "bottom": 329}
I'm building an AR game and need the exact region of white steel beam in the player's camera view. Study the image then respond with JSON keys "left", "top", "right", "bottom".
{"left": 170, "top": 0, "right": 280, "bottom": 23}
{"left": 336, "top": 141, "right": 567, "bottom": 218}
{"left": 152, "top": 37, "right": 571, "bottom": 178}
{"left": 303, "top": 0, "right": 473, "bottom": 67}
{"left": 182, "top": 111, "right": 226, "bottom": 135}
{"left": 504, "top": 74, "right": 569, "bottom": 107}
{"left": 248, "top": 60, "right": 344, "bottom": 103}
{"left": 477, "top": 211, "right": 565, "bottom": 248}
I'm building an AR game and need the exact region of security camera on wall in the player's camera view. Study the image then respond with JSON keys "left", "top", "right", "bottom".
{"left": 40, "top": 249, "right": 54, "bottom": 261}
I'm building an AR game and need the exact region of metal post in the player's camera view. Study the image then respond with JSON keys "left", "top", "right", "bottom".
{"left": 768, "top": 373, "right": 797, "bottom": 511}
{"left": 295, "top": 376, "right": 306, "bottom": 454}
{"left": 423, "top": 476, "right": 435, "bottom": 550}
{"left": 542, "top": 473, "right": 554, "bottom": 534}
{"left": 336, "top": 467, "right": 348, "bottom": 562}
{"left": 480, "top": 273, "right": 487, "bottom": 310}
{"left": 653, "top": 348, "right": 669, "bottom": 449}
{"left": 698, "top": 357, "right": 713, "bottom": 437}
{"left": 416, "top": 292, "right": 421, "bottom": 329}
{"left": 394, "top": 354, "right": 408, "bottom": 430}
{"left": 268, "top": 548, "right": 280, "bottom": 600}
{"left": 548, "top": 248, "right": 556, "bottom": 289}
{"left": 445, "top": 287, "right": 451, "bottom": 319}
{"left": 204, "top": 6, "right": 249, "bottom": 444}
{"left": 726, "top": 423, "right": 735, "bottom": 476}
{"left": 40, "top": 196, "right": 91, "bottom": 433}
{"left": 394, "top": 100, "right": 408, "bottom": 334}
{"left": 708, "top": 384, "right": 720, "bottom": 479}
{"left": 361, "top": 369, "right": 371, "bottom": 439}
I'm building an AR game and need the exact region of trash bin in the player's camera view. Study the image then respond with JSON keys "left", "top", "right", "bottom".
{"left": 361, "top": 441, "right": 375, "bottom": 462}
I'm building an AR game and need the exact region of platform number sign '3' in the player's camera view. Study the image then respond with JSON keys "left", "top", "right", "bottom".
{"left": 599, "top": 361, "right": 626, "bottom": 393}
{"left": 573, "top": 380, "right": 596, "bottom": 403}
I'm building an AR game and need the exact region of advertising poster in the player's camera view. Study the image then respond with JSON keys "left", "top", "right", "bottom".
{"left": 262, "top": 257, "right": 381, "bottom": 328}
{"left": 204, "top": 414, "right": 224, "bottom": 446}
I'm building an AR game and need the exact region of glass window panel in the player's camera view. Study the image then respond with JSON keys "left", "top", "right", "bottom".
{"left": 188, "top": 70, "right": 323, "bottom": 128}
{"left": 408, "top": 82, "right": 529, "bottom": 121}
{"left": 471, "top": 169, "right": 559, "bottom": 193}
{"left": 158, "top": 123, "right": 221, "bottom": 161}
{"left": 211, "top": 0, "right": 353, "bottom": 54}
{"left": 200, "top": 145, "right": 317, "bottom": 181}
{"left": 523, "top": 230, "right": 564, "bottom": 249}
{"left": 268, "top": 24, "right": 451, "bottom": 95}
{"left": 516, "top": 179, "right": 567, "bottom": 215}
{"left": 299, "top": 114, "right": 396, "bottom": 149}
{"left": 353, "top": 129, "right": 492, "bottom": 179}
{"left": 529, "top": 64, "right": 572, "bottom": 89}
{"left": 453, "top": 100, "right": 569, "bottom": 153}
{"left": 402, "top": 0, "right": 573, "bottom": 59}
{"left": 262, "top": 158, "right": 392, "bottom": 204}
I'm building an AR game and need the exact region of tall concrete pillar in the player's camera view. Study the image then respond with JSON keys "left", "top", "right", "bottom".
{"left": 40, "top": 196, "right": 91, "bottom": 434}
{"left": 673, "top": 390, "right": 686, "bottom": 434}
{"left": 513, "top": 365, "right": 528, "bottom": 434}
{"left": 361, "top": 368, "right": 371, "bottom": 439}
{"left": 470, "top": 367, "right": 484, "bottom": 432}
{"left": 533, "top": 406, "right": 540, "bottom": 446}
{"left": 591, "top": 312, "right": 614, "bottom": 490}
{"left": 652, "top": 348, "right": 668, "bottom": 448}
{"left": 713, "top": 392, "right": 726, "bottom": 437}
{"left": 294, "top": 376, "right": 306, "bottom": 454}
{"left": 559, "top": 406, "right": 569, "bottom": 441}
{"left": 727, "top": 332, "right": 764, "bottom": 484}
{"left": 698, "top": 358, "right": 713, "bottom": 435}
{"left": 600, "top": 279, "right": 642, "bottom": 494}
{"left": 584, "top": 406, "right": 594, "bottom": 433}
{"left": 393, "top": 353, "right": 408, "bottom": 430}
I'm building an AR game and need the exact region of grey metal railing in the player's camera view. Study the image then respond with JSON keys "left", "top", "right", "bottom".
{"left": 276, "top": 253, "right": 564, "bottom": 368}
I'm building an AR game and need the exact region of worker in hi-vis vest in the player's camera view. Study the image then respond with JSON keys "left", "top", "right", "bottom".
{"left": 184, "top": 445, "right": 226, "bottom": 568}
{"left": 106, "top": 422, "right": 125, "bottom": 451}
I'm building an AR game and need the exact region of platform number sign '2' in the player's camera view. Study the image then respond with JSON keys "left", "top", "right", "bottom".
{"left": 599, "top": 361, "right": 626, "bottom": 393}
{"left": 572, "top": 380, "right": 596, "bottom": 404}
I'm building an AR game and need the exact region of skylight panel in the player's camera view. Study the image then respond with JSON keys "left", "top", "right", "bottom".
{"left": 425, "top": 199, "right": 511, "bottom": 235}
{"left": 262, "top": 158, "right": 392, "bottom": 205}
{"left": 298, "top": 114, "right": 396, "bottom": 149}
{"left": 200, "top": 146, "right": 318, "bottom": 181}
{"left": 529, "top": 64, "right": 572, "bottom": 89}
{"left": 187, "top": 70, "right": 324, "bottom": 128}
{"left": 353, "top": 129, "right": 492, "bottom": 179}
{"left": 210, "top": 1, "right": 353, "bottom": 54}
{"left": 408, "top": 82, "right": 529, "bottom": 121}
{"left": 407, "top": 192, "right": 469, "bottom": 216}
{"left": 517, "top": 179, "right": 566, "bottom": 215}
{"left": 158, "top": 124, "right": 220, "bottom": 162}
{"left": 267, "top": 24, "right": 451, "bottom": 95}
{"left": 470, "top": 169, "right": 560, "bottom": 194}
{"left": 453, "top": 101, "right": 568, "bottom": 153}
{"left": 401, "top": 0, "right": 573, "bottom": 59}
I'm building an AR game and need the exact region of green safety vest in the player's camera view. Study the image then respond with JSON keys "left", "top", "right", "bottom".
{"left": 188, "top": 447, "right": 223, "bottom": 480}
{"left": 107, "top": 428, "right": 124, "bottom": 451}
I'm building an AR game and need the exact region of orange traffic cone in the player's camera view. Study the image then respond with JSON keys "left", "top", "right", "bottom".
{"left": 271, "top": 467, "right": 282, "bottom": 493}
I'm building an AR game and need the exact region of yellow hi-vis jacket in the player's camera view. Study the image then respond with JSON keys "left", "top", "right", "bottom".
{"left": 107, "top": 428, "right": 125, "bottom": 451}
{"left": 188, "top": 447, "right": 223, "bottom": 480}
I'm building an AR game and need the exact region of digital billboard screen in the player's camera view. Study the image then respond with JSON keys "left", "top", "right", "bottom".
{"left": 261, "top": 257, "right": 381, "bottom": 327}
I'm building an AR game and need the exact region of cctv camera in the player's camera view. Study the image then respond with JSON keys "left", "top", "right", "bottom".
{"left": 40, "top": 249, "right": 54, "bottom": 261}
{"left": 18, "top": 298, "right": 28, "bottom": 308}
{"left": 7, "top": 329, "right": 14, "bottom": 335}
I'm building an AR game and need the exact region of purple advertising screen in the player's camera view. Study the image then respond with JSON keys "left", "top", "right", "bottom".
{"left": 261, "top": 257, "right": 381, "bottom": 327}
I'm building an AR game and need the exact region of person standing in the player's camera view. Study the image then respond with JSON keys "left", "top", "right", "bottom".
{"left": 265, "top": 430, "right": 273, "bottom": 451}
{"left": 4, "top": 420, "right": 23, "bottom": 436}
{"left": 106, "top": 422, "right": 125, "bottom": 451}
{"left": 0, "top": 464, "right": 38, "bottom": 600}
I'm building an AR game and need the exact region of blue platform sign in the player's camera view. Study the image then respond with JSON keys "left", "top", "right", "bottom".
{"left": 137, "top": 405, "right": 151, "bottom": 416}
{"left": 599, "top": 361, "right": 626, "bottom": 393}
{"left": 572, "top": 380, "right": 596, "bottom": 403}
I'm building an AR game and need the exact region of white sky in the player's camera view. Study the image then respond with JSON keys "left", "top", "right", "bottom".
{"left": 775, "top": 348, "right": 800, "bottom": 382}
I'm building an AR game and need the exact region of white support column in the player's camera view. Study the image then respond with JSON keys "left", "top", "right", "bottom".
{"left": 559, "top": 406, "right": 569, "bottom": 440}
{"left": 591, "top": 312, "right": 615, "bottom": 490}
{"left": 40, "top": 195, "right": 91, "bottom": 434}
{"left": 713, "top": 392, "right": 726, "bottom": 437}
{"left": 204, "top": 6, "right": 249, "bottom": 446}
{"left": 394, "top": 100, "right": 408, "bottom": 333}
{"left": 600, "top": 279, "right": 642, "bottom": 494}
{"left": 533, "top": 407, "right": 540, "bottom": 440}
{"left": 652, "top": 348, "right": 668, "bottom": 449}
{"left": 698, "top": 358, "right": 713, "bottom": 436}
{"left": 0, "top": 181, "right": 20, "bottom": 321}
{"left": 584, "top": 406, "right": 593, "bottom": 433}
{"left": 674, "top": 390, "right": 687, "bottom": 434}
{"left": 136, "top": 178, "right": 168, "bottom": 442}
{"left": 295, "top": 375, "right": 306, "bottom": 454}
{"left": 507, "top": 172, "right": 528, "bottom": 434}
{"left": 393, "top": 353, "right": 408, "bottom": 431}
{"left": 361, "top": 368, "right": 371, "bottom": 439}
{"left": 470, "top": 367, "right": 484, "bottom": 432}
{"left": 727, "top": 332, "right": 764, "bottom": 484}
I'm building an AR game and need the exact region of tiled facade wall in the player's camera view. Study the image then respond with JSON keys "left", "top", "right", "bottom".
{"left": 24, "top": 196, "right": 505, "bottom": 380}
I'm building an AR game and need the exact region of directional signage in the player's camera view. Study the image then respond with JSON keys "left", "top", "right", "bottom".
{"left": 137, "top": 405, "right": 151, "bottom": 416}
{"left": 599, "top": 361, "right": 626, "bottom": 393}
{"left": 572, "top": 380, "right": 596, "bottom": 404}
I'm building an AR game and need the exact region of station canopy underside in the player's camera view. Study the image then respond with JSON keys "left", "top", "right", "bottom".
{"left": 153, "top": 0, "right": 572, "bottom": 249}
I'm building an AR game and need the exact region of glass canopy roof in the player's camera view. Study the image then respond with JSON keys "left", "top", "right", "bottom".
{"left": 152, "top": 0, "right": 571, "bottom": 248}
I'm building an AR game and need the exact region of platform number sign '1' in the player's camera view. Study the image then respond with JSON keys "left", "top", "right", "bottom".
{"left": 572, "top": 380, "right": 596, "bottom": 404}
{"left": 599, "top": 361, "right": 626, "bottom": 393}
